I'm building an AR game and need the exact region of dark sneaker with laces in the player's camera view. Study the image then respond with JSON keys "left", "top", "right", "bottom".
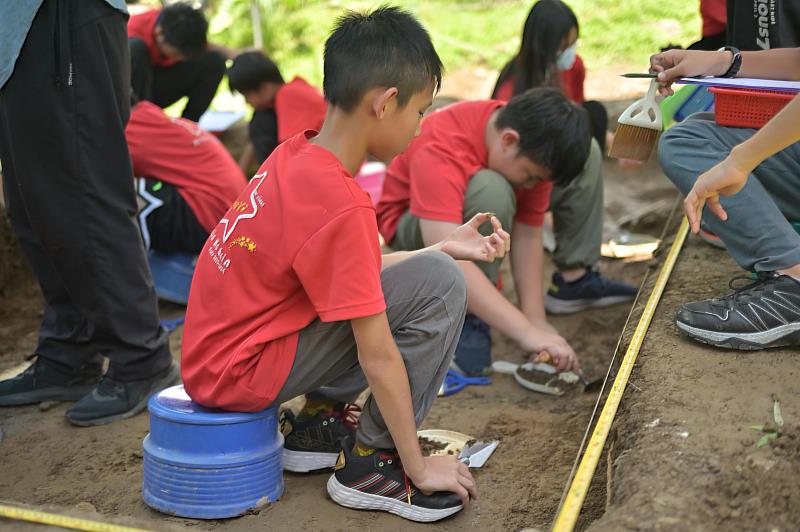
{"left": 327, "top": 438, "right": 463, "bottom": 522}
{"left": 452, "top": 314, "right": 491, "bottom": 377}
{"left": 65, "top": 363, "right": 179, "bottom": 427}
{"left": 0, "top": 357, "right": 101, "bottom": 406}
{"left": 281, "top": 402, "right": 360, "bottom": 472}
{"left": 676, "top": 272, "right": 800, "bottom": 350}
{"left": 545, "top": 270, "right": 637, "bottom": 314}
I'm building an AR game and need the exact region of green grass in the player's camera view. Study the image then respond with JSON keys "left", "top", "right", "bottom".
{"left": 209, "top": 0, "right": 701, "bottom": 87}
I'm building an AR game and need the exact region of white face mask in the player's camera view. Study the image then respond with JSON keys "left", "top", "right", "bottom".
{"left": 557, "top": 43, "right": 577, "bottom": 71}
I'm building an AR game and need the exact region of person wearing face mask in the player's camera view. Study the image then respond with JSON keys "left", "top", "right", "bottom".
{"left": 488, "top": 0, "right": 636, "bottom": 325}
{"left": 493, "top": 0, "right": 607, "bottom": 153}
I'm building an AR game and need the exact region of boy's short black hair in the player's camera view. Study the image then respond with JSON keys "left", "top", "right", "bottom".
{"left": 496, "top": 87, "right": 591, "bottom": 186}
{"left": 157, "top": 3, "right": 208, "bottom": 59}
{"left": 323, "top": 5, "right": 443, "bottom": 112}
{"left": 228, "top": 51, "right": 285, "bottom": 93}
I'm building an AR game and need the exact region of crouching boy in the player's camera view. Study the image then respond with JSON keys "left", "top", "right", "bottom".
{"left": 181, "top": 7, "right": 509, "bottom": 522}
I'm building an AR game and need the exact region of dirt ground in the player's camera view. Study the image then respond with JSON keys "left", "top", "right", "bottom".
{"left": 591, "top": 222, "right": 800, "bottom": 531}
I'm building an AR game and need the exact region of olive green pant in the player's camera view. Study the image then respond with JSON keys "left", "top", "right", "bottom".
{"left": 391, "top": 139, "right": 603, "bottom": 282}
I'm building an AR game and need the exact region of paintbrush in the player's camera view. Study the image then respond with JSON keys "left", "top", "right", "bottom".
{"left": 608, "top": 79, "right": 662, "bottom": 161}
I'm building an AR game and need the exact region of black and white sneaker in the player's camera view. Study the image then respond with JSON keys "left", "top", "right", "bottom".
{"left": 281, "top": 403, "right": 360, "bottom": 473}
{"left": 676, "top": 272, "right": 800, "bottom": 350}
{"left": 327, "top": 439, "right": 463, "bottom": 522}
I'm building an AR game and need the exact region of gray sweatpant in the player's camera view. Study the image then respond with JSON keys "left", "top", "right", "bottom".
{"left": 271, "top": 251, "right": 467, "bottom": 449}
{"left": 392, "top": 138, "right": 605, "bottom": 281}
{"left": 659, "top": 112, "right": 800, "bottom": 272}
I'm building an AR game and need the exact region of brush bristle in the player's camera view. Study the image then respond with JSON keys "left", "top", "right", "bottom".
{"left": 608, "top": 124, "right": 660, "bottom": 161}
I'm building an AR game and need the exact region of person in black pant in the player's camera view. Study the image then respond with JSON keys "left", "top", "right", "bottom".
{"left": 0, "top": 0, "right": 178, "bottom": 426}
{"left": 128, "top": 3, "right": 228, "bottom": 122}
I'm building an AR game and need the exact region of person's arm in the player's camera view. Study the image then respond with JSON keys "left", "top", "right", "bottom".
{"left": 351, "top": 313, "right": 477, "bottom": 505}
{"left": 510, "top": 222, "right": 555, "bottom": 333}
{"left": 683, "top": 94, "right": 800, "bottom": 232}
{"left": 650, "top": 48, "right": 800, "bottom": 96}
{"left": 419, "top": 219, "right": 579, "bottom": 372}
{"left": 381, "top": 212, "right": 508, "bottom": 269}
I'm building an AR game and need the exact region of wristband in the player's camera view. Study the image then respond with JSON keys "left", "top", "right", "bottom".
{"left": 718, "top": 46, "right": 742, "bottom": 78}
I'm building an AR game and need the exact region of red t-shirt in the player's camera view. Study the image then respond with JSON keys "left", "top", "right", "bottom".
{"left": 377, "top": 100, "right": 553, "bottom": 243}
{"left": 128, "top": 9, "right": 177, "bottom": 67}
{"left": 275, "top": 77, "right": 327, "bottom": 143}
{"left": 700, "top": 0, "right": 727, "bottom": 37}
{"left": 181, "top": 132, "right": 386, "bottom": 412}
{"left": 494, "top": 54, "right": 586, "bottom": 104}
{"left": 126, "top": 102, "right": 247, "bottom": 231}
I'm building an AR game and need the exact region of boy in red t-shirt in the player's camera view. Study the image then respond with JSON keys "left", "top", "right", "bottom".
{"left": 377, "top": 89, "right": 597, "bottom": 376}
{"left": 126, "top": 100, "right": 247, "bottom": 254}
{"left": 181, "top": 7, "right": 509, "bottom": 522}
{"left": 227, "top": 51, "right": 327, "bottom": 172}
{"left": 128, "top": 4, "right": 233, "bottom": 122}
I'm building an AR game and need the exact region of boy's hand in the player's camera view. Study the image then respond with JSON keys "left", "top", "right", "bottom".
{"left": 649, "top": 49, "right": 733, "bottom": 96}
{"left": 408, "top": 455, "right": 477, "bottom": 507}
{"left": 684, "top": 155, "right": 749, "bottom": 234}
{"left": 522, "top": 329, "right": 580, "bottom": 373}
{"left": 440, "top": 212, "right": 511, "bottom": 263}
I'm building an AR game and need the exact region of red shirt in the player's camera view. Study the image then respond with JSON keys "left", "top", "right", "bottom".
{"left": 700, "top": 0, "right": 727, "bottom": 37}
{"left": 128, "top": 9, "right": 177, "bottom": 67}
{"left": 181, "top": 132, "right": 386, "bottom": 411}
{"left": 377, "top": 100, "right": 553, "bottom": 243}
{"left": 126, "top": 102, "right": 247, "bottom": 231}
{"left": 494, "top": 54, "right": 586, "bottom": 104}
{"left": 275, "top": 77, "right": 327, "bottom": 143}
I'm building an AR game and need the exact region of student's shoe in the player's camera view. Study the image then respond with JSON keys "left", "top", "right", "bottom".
{"left": 452, "top": 314, "right": 491, "bottom": 377}
{"left": 327, "top": 439, "right": 463, "bottom": 522}
{"left": 282, "top": 402, "right": 361, "bottom": 472}
{"left": 65, "top": 363, "right": 180, "bottom": 427}
{"left": 676, "top": 272, "right": 800, "bottom": 350}
{"left": 0, "top": 357, "right": 101, "bottom": 406}
{"left": 545, "top": 270, "right": 637, "bottom": 314}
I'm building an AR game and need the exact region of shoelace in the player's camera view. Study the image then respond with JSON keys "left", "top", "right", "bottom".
{"left": 333, "top": 403, "right": 362, "bottom": 431}
{"left": 714, "top": 272, "right": 777, "bottom": 307}
{"left": 95, "top": 376, "right": 125, "bottom": 398}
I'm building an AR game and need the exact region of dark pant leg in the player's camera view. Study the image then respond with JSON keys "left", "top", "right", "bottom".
{"left": 2, "top": 161, "right": 102, "bottom": 374}
{"left": 0, "top": 0, "right": 171, "bottom": 380}
{"left": 129, "top": 37, "right": 154, "bottom": 102}
{"left": 135, "top": 179, "right": 209, "bottom": 254}
{"left": 582, "top": 100, "right": 608, "bottom": 154}
{"left": 151, "top": 50, "right": 227, "bottom": 121}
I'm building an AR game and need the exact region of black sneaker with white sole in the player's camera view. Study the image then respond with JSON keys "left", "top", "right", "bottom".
{"left": 0, "top": 356, "right": 101, "bottom": 406}
{"left": 65, "top": 363, "right": 180, "bottom": 426}
{"left": 281, "top": 403, "right": 360, "bottom": 473}
{"left": 676, "top": 272, "right": 800, "bottom": 350}
{"left": 545, "top": 270, "right": 637, "bottom": 314}
{"left": 327, "top": 438, "right": 463, "bottom": 522}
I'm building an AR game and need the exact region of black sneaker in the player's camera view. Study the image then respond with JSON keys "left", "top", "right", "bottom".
{"left": 65, "top": 363, "right": 180, "bottom": 427}
{"left": 0, "top": 357, "right": 101, "bottom": 406}
{"left": 545, "top": 270, "right": 637, "bottom": 314}
{"left": 326, "top": 438, "right": 463, "bottom": 522}
{"left": 282, "top": 402, "right": 360, "bottom": 472}
{"left": 676, "top": 272, "right": 800, "bottom": 350}
{"left": 452, "top": 314, "right": 492, "bottom": 377}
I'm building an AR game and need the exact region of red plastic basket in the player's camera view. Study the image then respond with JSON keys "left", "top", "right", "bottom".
{"left": 709, "top": 86, "right": 796, "bottom": 129}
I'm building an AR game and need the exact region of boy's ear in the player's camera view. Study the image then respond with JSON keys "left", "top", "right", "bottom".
{"left": 499, "top": 128, "right": 521, "bottom": 152}
{"left": 372, "top": 87, "right": 399, "bottom": 119}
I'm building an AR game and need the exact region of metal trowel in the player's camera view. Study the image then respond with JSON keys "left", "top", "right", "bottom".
{"left": 458, "top": 440, "right": 499, "bottom": 468}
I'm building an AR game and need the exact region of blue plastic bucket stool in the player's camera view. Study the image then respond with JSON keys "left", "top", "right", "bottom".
{"left": 142, "top": 385, "right": 284, "bottom": 519}
{"left": 147, "top": 251, "right": 196, "bottom": 305}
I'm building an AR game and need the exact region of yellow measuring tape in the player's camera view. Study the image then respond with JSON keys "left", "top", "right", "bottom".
{"left": 0, "top": 503, "right": 152, "bottom": 532}
{"left": 552, "top": 217, "right": 689, "bottom": 532}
